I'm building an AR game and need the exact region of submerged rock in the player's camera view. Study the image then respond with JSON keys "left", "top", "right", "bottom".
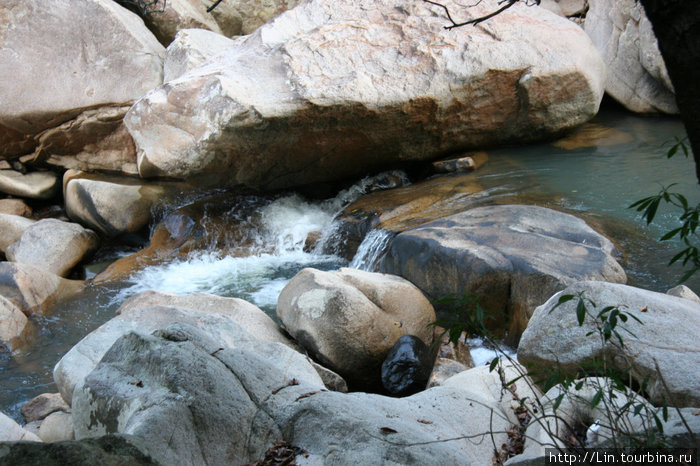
{"left": 381, "top": 335, "right": 433, "bottom": 396}
{"left": 518, "top": 281, "right": 700, "bottom": 407}
{"left": 0, "top": 0, "right": 164, "bottom": 160}
{"left": 380, "top": 205, "right": 626, "bottom": 342}
{"left": 126, "top": 0, "right": 604, "bottom": 190}
{"left": 584, "top": 0, "right": 677, "bottom": 113}
{"left": 277, "top": 267, "right": 435, "bottom": 390}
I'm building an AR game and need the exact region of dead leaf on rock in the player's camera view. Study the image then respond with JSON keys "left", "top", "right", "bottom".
{"left": 380, "top": 427, "right": 398, "bottom": 434}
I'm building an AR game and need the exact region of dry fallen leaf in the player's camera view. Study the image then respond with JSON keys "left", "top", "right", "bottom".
{"left": 380, "top": 427, "right": 398, "bottom": 434}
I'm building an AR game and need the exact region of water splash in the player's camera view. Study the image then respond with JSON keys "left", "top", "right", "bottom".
{"left": 349, "top": 229, "right": 395, "bottom": 271}
{"left": 116, "top": 171, "right": 409, "bottom": 312}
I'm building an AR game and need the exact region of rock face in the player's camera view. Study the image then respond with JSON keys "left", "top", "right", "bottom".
{"left": 0, "top": 170, "right": 59, "bottom": 199}
{"left": 0, "top": 262, "right": 83, "bottom": 317}
{"left": 36, "top": 106, "right": 139, "bottom": 176}
{"left": 164, "top": 29, "right": 238, "bottom": 82}
{"left": 379, "top": 205, "right": 627, "bottom": 341}
{"left": 277, "top": 268, "right": 435, "bottom": 389}
{"left": 0, "top": 0, "right": 164, "bottom": 160}
{"left": 71, "top": 323, "right": 511, "bottom": 465}
{"left": 381, "top": 335, "right": 433, "bottom": 396}
{"left": 54, "top": 291, "right": 293, "bottom": 404}
{"left": 63, "top": 170, "right": 182, "bottom": 237}
{"left": 126, "top": 0, "right": 605, "bottom": 190}
{"left": 6, "top": 219, "right": 99, "bottom": 277}
{"left": 518, "top": 281, "right": 700, "bottom": 407}
{"left": 584, "top": 0, "right": 677, "bottom": 114}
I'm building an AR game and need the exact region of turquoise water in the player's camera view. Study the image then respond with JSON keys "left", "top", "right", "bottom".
{"left": 0, "top": 107, "right": 697, "bottom": 423}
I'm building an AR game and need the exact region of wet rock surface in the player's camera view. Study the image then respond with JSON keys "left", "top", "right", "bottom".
{"left": 381, "top": 335, "right": 433, "bottom": 397}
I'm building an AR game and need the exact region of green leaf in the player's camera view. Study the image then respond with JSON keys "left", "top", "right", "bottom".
{"left": 576, "top": 299, "right": 587, "bottom": 326}
{"left": 660, "top": 227, "right": 683, "bottom": 241}
{"left": 590, "top": 389, "right": 603, "bottom": 409}
{"left": 553, "top": 393, "right": 565, "bottom": 411}
{"left": 489, "top": 357, "right": 499, "bottom": 372}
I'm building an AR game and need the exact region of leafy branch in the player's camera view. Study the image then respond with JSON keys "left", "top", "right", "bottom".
{"left": 629, "top": 137, "right": 700, "bottom": 282}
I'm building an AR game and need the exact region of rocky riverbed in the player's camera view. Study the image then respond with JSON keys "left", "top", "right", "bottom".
{"left": 1, "top": 0, "right": 698, "bottom": 464}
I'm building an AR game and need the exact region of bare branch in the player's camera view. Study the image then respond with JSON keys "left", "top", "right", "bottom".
{"left": 207, "top": 0, "right": 224, "bottom": 13}
{"left": 423, "top": 0, "right": 539, "bottom": 30}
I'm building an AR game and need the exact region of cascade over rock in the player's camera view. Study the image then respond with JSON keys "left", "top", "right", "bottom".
{"left": 126, "top": 0, "right": 605, "bottom": 190}
{"left": 379, "top": 205, "right": 627, "bottom": 341}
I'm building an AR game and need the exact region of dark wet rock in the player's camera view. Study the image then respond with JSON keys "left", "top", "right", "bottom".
{"left": 0, "top": 434, "right": 159, "bottom": 465}
{"left": 381, "top": 335, "right": 433, "bottom": 397}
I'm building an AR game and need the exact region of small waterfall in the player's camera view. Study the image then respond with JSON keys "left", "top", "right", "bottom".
{"left": 349, "top": 229, "right": 395, "bottom": 271}
{"left": 117, "top": 171, "right": 409, "bottom": 311}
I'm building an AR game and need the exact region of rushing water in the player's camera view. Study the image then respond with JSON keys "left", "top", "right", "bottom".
{"left": 1, "top": 107, "right": 697, "bottom": 423}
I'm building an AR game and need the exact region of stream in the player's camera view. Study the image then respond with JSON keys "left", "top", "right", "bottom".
{"left": 1, "top": 106, "right": 697, "bottom": 423}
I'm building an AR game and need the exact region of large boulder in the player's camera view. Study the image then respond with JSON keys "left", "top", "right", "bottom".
{"left": 0, "top": 170, "right": 59, "bottom": 200}
{"left": 0, "top": 262, "right": 83, "bottom": 317}
{"left": 518, "top": 281, "right": 700, "bottom": 407}
{"left": 54, "top": 291, "right": 293, "bottom": 404}
{"left": 63, "top": 170, "right": 183, "bottom": 237}
{"left": 71, "top": 323, "right": 513, "bottom": 465}
{"left": 72, "top": 325, "right": 323, "bottom": 465}
{"left": 584, "top": 0, "right": 677, "bottom": 114}
{"left": 125, "top": 0, "right": 605, "bottom": 190}
{"left": 6, "top": 219, "right": 99, "bottom": 277}
{"left": 379, "top": 205, "right": 627, "bottom": 341}
{"left": 0, "top": 0, "right": 164, "bottom": 160}
{"left": 277, "top": 267, "right": 435, "bottom": 389}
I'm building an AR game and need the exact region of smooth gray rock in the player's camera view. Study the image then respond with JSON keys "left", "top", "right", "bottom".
{"left": 63, "top": 170, "right": 181, "bottom": 237}
{"left": 72, "top": 323, "right": 514, "bottom": 465}
{"left": 0, "top": 170, "right": 59, "bottom": 200}
{"left": 667, "top": 284, "right": 700, "bottom": 304}
{"left": 380, "top": 205, "right": 626, "bottom": 340}
{"left": 277, "top": 267, "right": 435, "bottom": 390}
{"left": 518, "top": 281, "right": 700, "bottom": 407}
{"left": 72, "top": 324, "right": 321, "bottom": 465}
{"left": 55, "top": 291, "right": 293, "bottom": 405}
{"left": 6, "top": 219, "right": 99, "bottom": 277}
{"left": 37, "top": 411, "right": 74, "bottom": 443}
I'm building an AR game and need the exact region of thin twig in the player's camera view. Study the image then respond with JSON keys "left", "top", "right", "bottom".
{"left": 423, "top": 0, "right": 520, "bottom": 29}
